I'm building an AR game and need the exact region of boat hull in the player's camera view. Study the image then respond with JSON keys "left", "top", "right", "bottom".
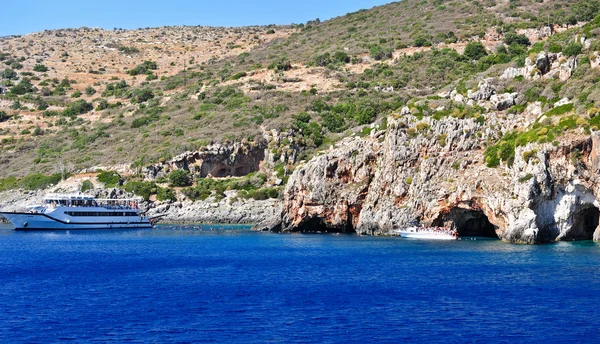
{"left": 397, "top": 231, "right": 457, "bottom": 240}
{"left": 0, "top": 212, "right": 153, "bottom": 230}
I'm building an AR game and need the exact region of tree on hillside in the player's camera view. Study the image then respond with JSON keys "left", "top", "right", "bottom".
{"left": 464, "top": 41, "right": 488, "bottom": 60}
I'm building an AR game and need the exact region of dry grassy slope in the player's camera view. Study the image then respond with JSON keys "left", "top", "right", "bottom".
{"left": 0, "top": 26, "right": 293, "bottom": 87}
{"left": 0, "top": 0, "right": 596, "bottom": 178}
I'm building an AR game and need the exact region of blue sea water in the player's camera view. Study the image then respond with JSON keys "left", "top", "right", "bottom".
{"left": 1, "top": 224, "right": 600, "bottom": 343}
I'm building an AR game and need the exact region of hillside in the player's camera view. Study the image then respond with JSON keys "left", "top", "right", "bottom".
{"left": 0, "top": 0, "right": 599, "bottom": 182}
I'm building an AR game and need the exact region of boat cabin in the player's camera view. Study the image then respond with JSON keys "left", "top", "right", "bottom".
{"left": 43, "top": 194, "right": 142, "bottom": 210}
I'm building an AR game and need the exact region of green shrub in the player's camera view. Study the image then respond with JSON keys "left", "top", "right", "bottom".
{"left": 124, "top": 181, "right": 157, "bottom": 201}
{"left": 1, "top": 68, "right": 17, "bottom": 79}
{"left": 563, "top": 42, "right": 583, "bottom": 57}
{"left": 63, "top": 100, "right": 93, "bottom": 117}
{"left": 157, "top": 187, "right": 177, "bottom": 201}
{"left": 229, "top": 71, "right": 247, "bottom": 80}
{"left": 130, "top": 89, "right": 154, "bottom": 103}
{"left": 81, "top": 180, "right": 94, "bottom": 192}
{"left": 312, "top": 53, "right": 332, "bottom": 66}
{"left": 33, "top": 64, "right": 48, "bottom": 72}
{"left": 464, "top": 41, "right": 488, "bottom": 60}
{"left": 85, "top": 86, "right": 96, "bottom": 96}
{"left": 18, "top": 173, "right": 62, "bottom": 190}
{"left": 548, "top": 43, "right": 563, "bottom": 53}
{"left": 369, "top": 45, "right": 393, "bottom": 60}
{"left": 504, "top": 33, "right": 530, "bottom": 46}
{"left": 0, "top": 176, "right": 18, "bottom": 192}
{"left": 97, "top": 171, "right": 121, "bottom": 187}
{"left": 128, "top": 60, "right": 158, "bottom": 76}
{"left": 543, "top": 103, "right": 574, "bottom": 117}
{"left": 268, "top": 57, "right": 292, "bottom": 71}
{"left": 437, "top": 134, "right": 447, "bottom": 147}
{"left": 10, "top": 78, "right": 35, "bottom": 95}
{"left": 169, "top": 170, "right": 192, "bottom": 187}
{"left": 333, "top": 51, "right": 350, "bottom": 64}
{"left": 118, "top": 46, "right": 140, "bottom": 54}
{"left": 102, "top": 80, "right": 129, "bottom": 97}
{"left": 412, "top": 36, "right": 431, "bottom": 47}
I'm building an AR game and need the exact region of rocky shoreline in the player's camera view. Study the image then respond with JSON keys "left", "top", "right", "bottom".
{"left": 0, "top": 187, "right": 282, "bottom": 226}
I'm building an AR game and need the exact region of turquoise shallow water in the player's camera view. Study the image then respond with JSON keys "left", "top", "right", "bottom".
{"left": 0, "top": 224, "right": 600, "bottom": 343}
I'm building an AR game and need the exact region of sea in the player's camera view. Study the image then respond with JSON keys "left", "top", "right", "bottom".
{"left": 0, "top": 223, "right": 599, "bottom": 343}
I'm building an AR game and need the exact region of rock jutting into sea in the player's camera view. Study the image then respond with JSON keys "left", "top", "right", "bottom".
{"left": 260, "top": 108, "right": 600, "bottom": 244}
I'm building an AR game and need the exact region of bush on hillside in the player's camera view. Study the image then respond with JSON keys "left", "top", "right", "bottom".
{"left": 10, "top": 78, "right": 35, "bottom": 95}
{"left": 124, "top": 181, "right": 156, "bottom": 201}
{"left": 369, "top": 45, "right": 393, "bottom": 60}
{"left": 128, "top": 61, "right": 158, "bottom": 76}
{"left": 157, "top": 187, "right": 177, "bottom": 201}
{"left": 63, "top": 100, "right": 93, "bottom": 117}
{"left": 85, "top": 86, "right": 96, "bottom": 96}
{"left": 464, "top": 41, "right": 488, "bottom": 60}
{"left": 33, "top": 64, "right": 49, "bottom": 72}
{"left": 1, "top": 68, "right": 17, "bottom": 80}
{"left": 504, "top": 33, "right": 530, "bottom": 47}
{"left": 18, "top": 173, "right": 62, "bottom": 190}
{"left": 563, "top": 42, "right": 583, "bottom": 57}
{"left": 97, "top": 171, "right": 121, "bottom": 187}
{"left": 81, "top": 180, "right": 93, "bottom": 192}
{"left": 130, "top": 89, "right": 154, "bottom": 103}
{"left": 169, "top": 170, "right": 192, "bottom": 187}
{"left": 268, "top": 57, "right": 292, "bottom": 71}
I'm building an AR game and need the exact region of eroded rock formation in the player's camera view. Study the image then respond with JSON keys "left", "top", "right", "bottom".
{"left": 272, "top": 114, "right": 600, "bottom": 244}
{"left": 142, "top": 130, "right": 302, "bottom": 181}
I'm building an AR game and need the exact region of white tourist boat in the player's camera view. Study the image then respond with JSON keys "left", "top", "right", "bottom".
{"left": 0, "top": 193, "right": 152, "bottom": 230}
{"left": 395, "top": 226, "right": 458, "bottom": 240}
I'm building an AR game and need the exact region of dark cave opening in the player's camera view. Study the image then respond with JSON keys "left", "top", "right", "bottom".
{"left": 434, "top": 208, "right": 499, "bottom": 238}
{"left": 295, "top": 217, "right": 355, "bottom": 234}
{"left": 566, "top": 206, "right": 600, "bottom": 240}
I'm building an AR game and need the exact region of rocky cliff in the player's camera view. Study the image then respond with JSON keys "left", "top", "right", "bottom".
{"left": 273, "top": 107, "right": 600, "bottom": 244}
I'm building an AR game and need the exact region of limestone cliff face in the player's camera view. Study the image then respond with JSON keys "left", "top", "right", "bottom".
{"left": 142, "top": 129, "right": 302, "bottom": 182}
{"left": 282, "top": 137, "right": 380, "bottom": 232}
{"left": 143, "top": 142, "right": 267, "bottom": 180}
{"left": 278, "top": 114, "right": 600, "bottom": 244}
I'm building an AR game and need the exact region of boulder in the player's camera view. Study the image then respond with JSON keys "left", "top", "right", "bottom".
{"left": 490, "top": 92, "right": 517, "bottom": 111}
{"left": 536, "top": 52, "right": 551, "bottom": 74}
{"left": 468, "top": 81, "right": 496, "bottom": 101}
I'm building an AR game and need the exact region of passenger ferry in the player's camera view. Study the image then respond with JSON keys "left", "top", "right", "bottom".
{"left": 394, "top": 226, "right": 458, "bottom": 240}
{"left": 0, "top": 193, "right": 153, "bottom": 230}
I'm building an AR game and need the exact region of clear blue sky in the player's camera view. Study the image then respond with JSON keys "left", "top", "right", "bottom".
{"left": 0, "top": 0, "right": 394, "bottom": 36}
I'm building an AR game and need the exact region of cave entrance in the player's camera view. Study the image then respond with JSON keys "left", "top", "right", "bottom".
{"left": 295, "top": 217, "right": 355, "bottom": 234}
{"left": 234, "top": 166, "right": 249, "bottom": 176}
{"left": 434, "top": 208, "right": 499, "bottom": 239}
{"left": 566, "top": 206, "right": 600, "bottom": 240}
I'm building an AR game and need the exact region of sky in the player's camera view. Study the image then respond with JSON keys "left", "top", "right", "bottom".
{"left": 0, "top": 0, "right": 394, "bottom": 36}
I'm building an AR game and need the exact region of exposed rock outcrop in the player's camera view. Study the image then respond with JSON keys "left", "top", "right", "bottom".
{"left": 146, "top": 194, "right": 282, "bottom": 225}
{"left": 142, "top": 130, "right": 301, "bottom": 181}
{"left": 273, "top": 112, "right": 600, "bottom": 244}
{"left": 501, "top": 52, "right": 578, "bottom": 82}
{"left": 148, "top": 142, "right": 267, "bottom": 179}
